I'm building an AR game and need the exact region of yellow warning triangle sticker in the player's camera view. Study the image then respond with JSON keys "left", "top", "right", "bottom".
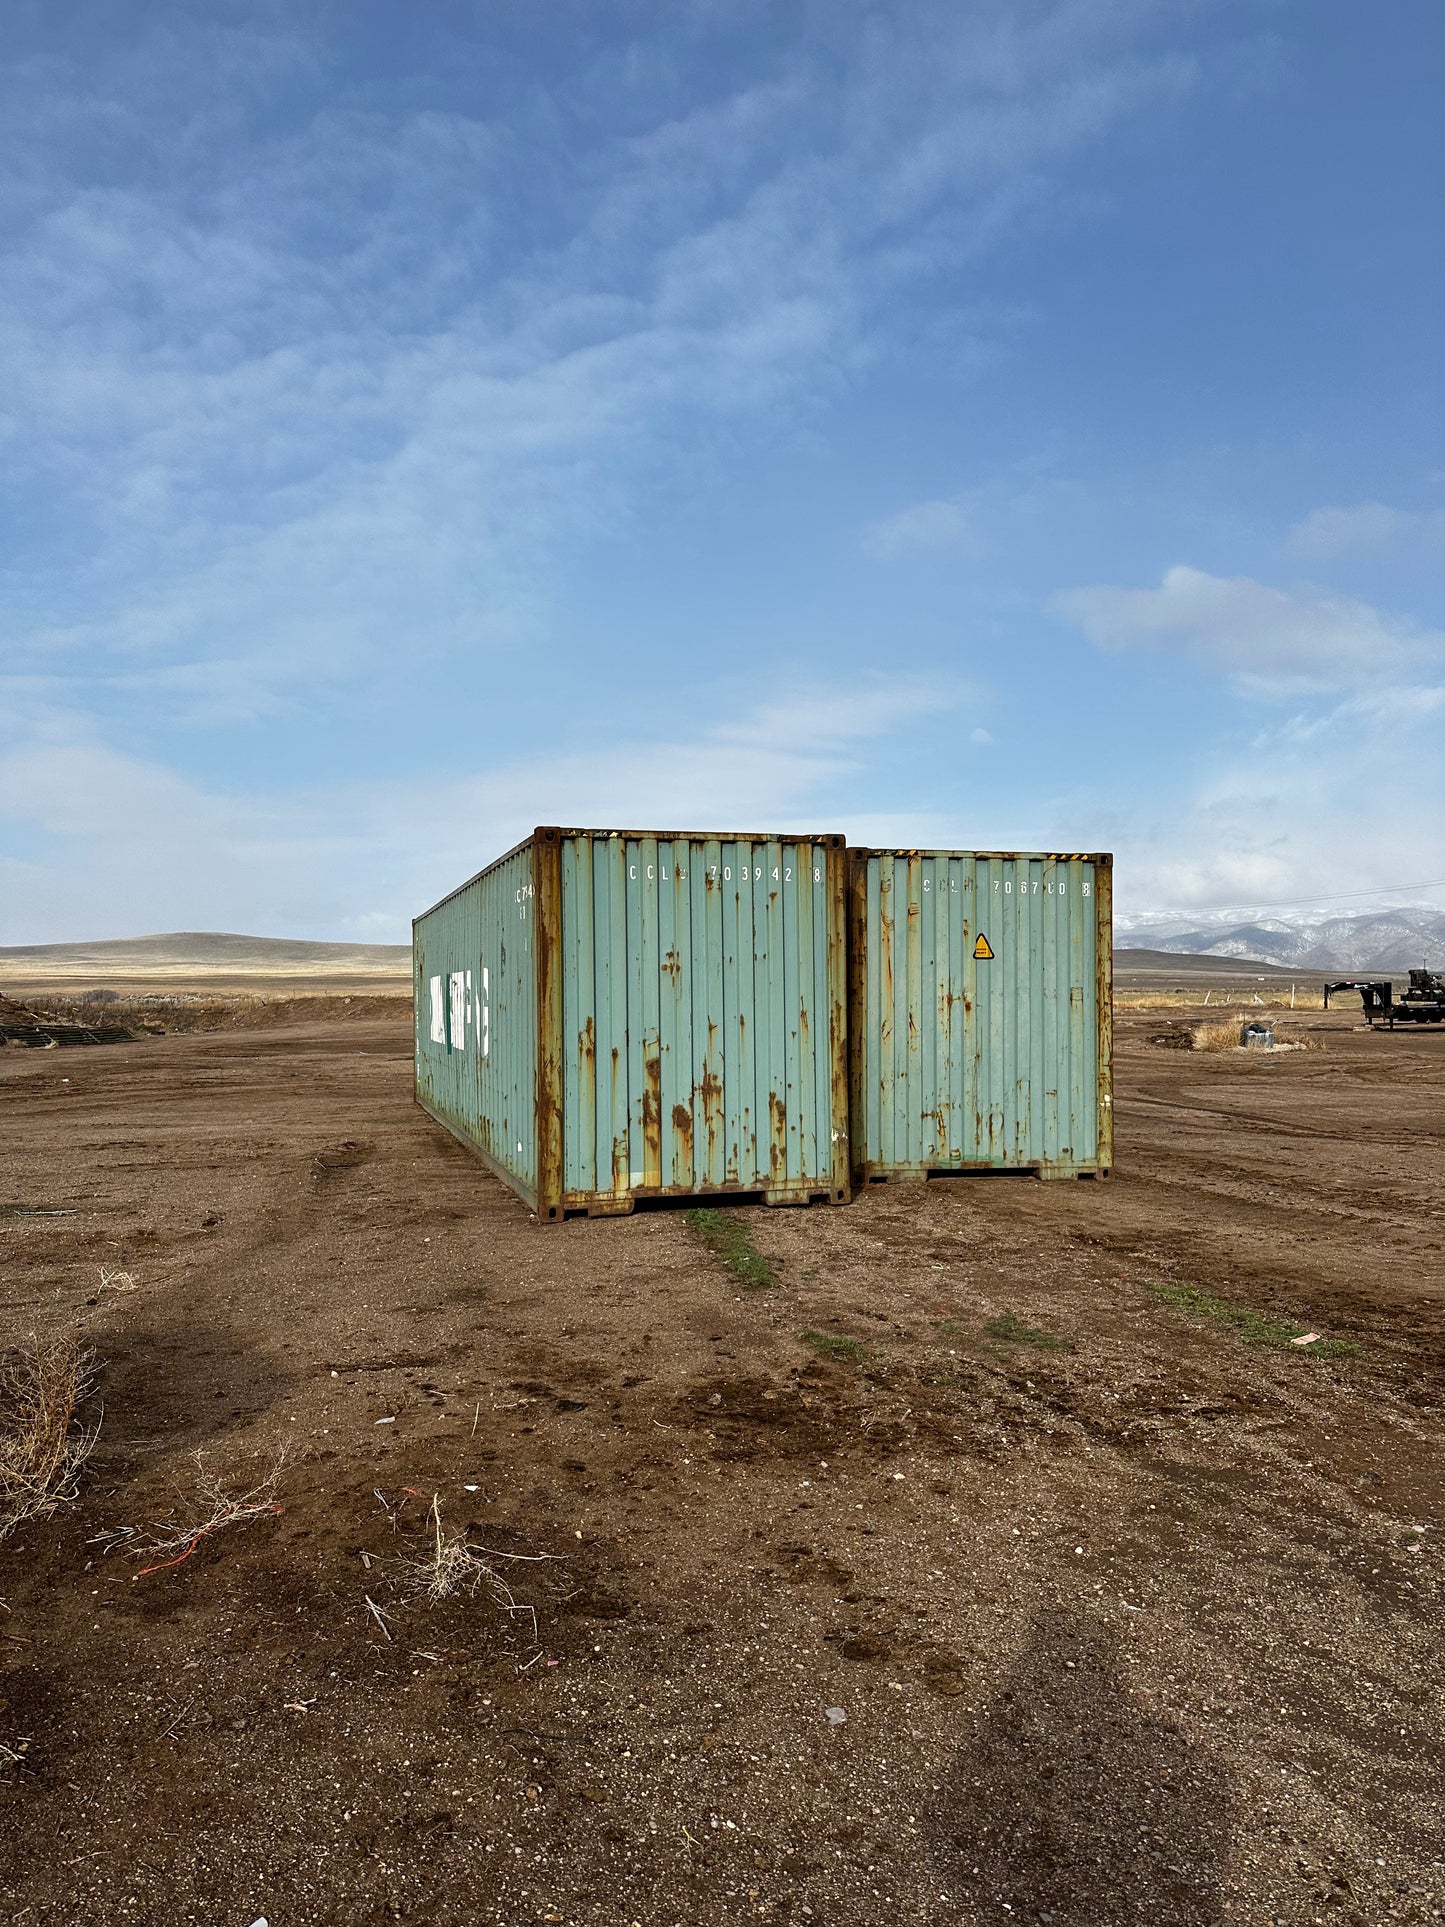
{"left": 973, "top": 933, "right": 994, "bottom": 960}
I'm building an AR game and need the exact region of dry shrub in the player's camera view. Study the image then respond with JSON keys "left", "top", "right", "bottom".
{"left": 93, "top": 1450, "right": 285, "bottom": 1574}
{"left": 401, "top": 1495, "right": 548, "bottom": 1640}
{"left": 1193, "top": 1017, "right": 1247, "bottom": 1053}
{"left": 0, "top": 1332, "right": 100, "bottom": 1538}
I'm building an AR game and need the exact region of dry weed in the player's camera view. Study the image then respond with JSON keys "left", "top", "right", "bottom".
{"left": 0, "top": 1332, "right": 100, "bottom": 1538}
{"left": 1193, "top": 1017, "right": 1247, "bottom": 1053}
{"left": 92, "top": 1450, "right": 285, "bottom": 1575}
{"left": 1118, "top": 989, "right": 1322, "bottom": 1011}
{"left": 401, "top": 1494, "right": 550, "bottom": 1640}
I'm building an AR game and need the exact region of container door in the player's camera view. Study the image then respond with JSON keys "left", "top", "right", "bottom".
{"left": 559, "top": 833, "right": 847, "bottom": 1207}
{"left": 856, "top": 852, "right": 1102, "bottom": 1175}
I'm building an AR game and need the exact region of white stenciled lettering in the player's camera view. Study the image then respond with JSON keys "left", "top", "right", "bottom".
{"left": 449, "top": 971, "right": 467, "bottom": 1051}
{"left": 429, "top": 975, "right": 445, "bottom": 1044}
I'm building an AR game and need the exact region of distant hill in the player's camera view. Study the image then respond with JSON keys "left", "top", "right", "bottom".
{"left": 0, "top": 931, "right": 410, "bottom": 969}
{"left": 0, "top": 931, "right": 411, "bottom": 990}
{"left": 1117, "top": 907, "right": 1445, "bottom": 972}
{"left": 1114, "top": 947, "right": 1305, "bottom": 983}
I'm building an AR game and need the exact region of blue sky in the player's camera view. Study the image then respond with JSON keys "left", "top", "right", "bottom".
{"left": 2, "top": 0, "right": 1441, "bottom": 942}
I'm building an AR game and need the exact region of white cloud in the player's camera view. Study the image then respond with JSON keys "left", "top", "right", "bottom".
{"left": 1284, "top": 501, "right": 1445, "bottom": 561}
{"left": 1052, "top": 564, "right": 1443, "bottom": 694}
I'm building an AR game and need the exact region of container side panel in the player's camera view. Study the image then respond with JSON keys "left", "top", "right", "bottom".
{"left": 878, "top": 855, "right": 897, "bottom": 1171}
{"left": 414, "top": 841, "right": 537, "bottom": 1200}
{"left": 761, "top": 841, "right": 785, "bottom": 1187}
{"left": 605, "top": 840, "right": 629, "bottom": 1193}
{"left": 702, "top": 841, "right": 727, "bottom": 1188}
{"left": 794, "top": 843, "right": 817, "bottom": 1183}
{"left": 561, "top": 837, "right": 594, "bottom": 1197}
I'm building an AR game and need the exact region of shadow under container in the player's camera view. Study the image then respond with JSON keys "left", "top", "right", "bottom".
{"left": 847, "top": 849, "right": 1112, "bottom": 1183}
{"left": 414, "top": 827, "right": 852, "bottom": 1219}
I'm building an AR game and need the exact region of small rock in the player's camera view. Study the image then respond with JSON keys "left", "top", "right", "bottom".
{"left": 826, "top": 1706, "right": 847, "bottom": 1725}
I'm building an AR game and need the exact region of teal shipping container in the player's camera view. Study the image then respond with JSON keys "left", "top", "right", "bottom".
{"left": 847, "top": 849, "right": 1112, "bottom": 1182}
{"left": 414, "top": 827, "right": 852, "bottom": 1219}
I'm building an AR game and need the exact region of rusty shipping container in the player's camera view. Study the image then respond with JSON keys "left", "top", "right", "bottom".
{"left": 413, "top": 827, "right": 852, "bottom": 1218}
{"left": 847, "top": 849, "right": 1112, "bottom": 1182}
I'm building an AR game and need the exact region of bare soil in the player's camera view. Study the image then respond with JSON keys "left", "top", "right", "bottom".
{"left": 1, "top": 1006, "right": 1441, "bottom": 1926}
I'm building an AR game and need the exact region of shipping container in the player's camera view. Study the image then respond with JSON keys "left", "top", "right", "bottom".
{"left": 414, "top": 827, "right": 851, "bottom": 1218}
{"left": 847, "top": 850, "right": 1112, "bottom": 1182}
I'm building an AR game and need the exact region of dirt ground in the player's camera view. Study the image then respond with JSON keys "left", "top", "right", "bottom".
{"left": 1, "top": 1002, "right": 1441, "bottom": 1927}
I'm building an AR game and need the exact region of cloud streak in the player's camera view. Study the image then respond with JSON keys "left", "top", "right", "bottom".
{"left": 0, "top": 681, "right": 964, "bottom": 942}
{"left": 1284, "top": 501, "right": 1445, "bottom": 561}
{"left": 1, "top": 4, "right": 1201, "bottom": 726}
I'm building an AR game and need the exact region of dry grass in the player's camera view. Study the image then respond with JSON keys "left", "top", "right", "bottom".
{"left": 1117, "top": 988, "right": 1324, "bottom": 1011}
{"left": 1193, "top": 1017, "right": 1248, "bottom": 1053}
{"left": 92, "top": 1451, "right": 285, "bottom": 1575}
{"left": 400, "top": 1495, "right": 550, "bottom": 1640}
{"left": 0, "top": 1332, "right": 100, "bottom": 1539}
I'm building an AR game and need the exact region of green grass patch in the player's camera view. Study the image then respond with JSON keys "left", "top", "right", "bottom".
{"left": 1148, "top": 1282, "right": 1361, "bottom": 1357}
{"left": 983, "top": 1312, "right": 1075, "bottom": 1353}
{"left": 683, "top": 1207, "right": 779, "bottom": 1289}
{"left": 799, "top": 1328, "right": 867, "bottom": 1365}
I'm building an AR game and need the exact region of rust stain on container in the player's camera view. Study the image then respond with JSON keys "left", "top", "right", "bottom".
{"left": 768, "top": 1091, "right": 787, "bottom": 1181}
{"left": 699, "top": 1065, "right": 723, "bottom": 1165}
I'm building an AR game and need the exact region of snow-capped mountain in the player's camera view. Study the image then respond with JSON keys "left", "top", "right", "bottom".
{"left": 1115, "top": 907, "right": 1445, "bottom": 972}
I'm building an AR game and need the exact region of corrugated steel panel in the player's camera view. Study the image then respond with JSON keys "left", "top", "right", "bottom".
{"left": 414, "top": 827, "right": 851, "bottom": 1218}
{"left": 848, "top": 850, "right": 1112, "bottom": 1180}
{"left": 414, "top": 838, "right": 538, "bottom": 1205}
